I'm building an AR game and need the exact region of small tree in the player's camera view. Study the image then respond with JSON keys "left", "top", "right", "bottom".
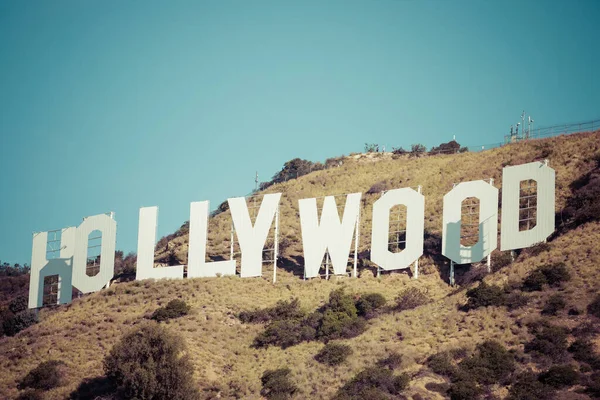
{"left": 151, "top": 299, "right": 191, "bottom": 322}
{"left": 260, "top": 368, "right": 298, "bottom": 400}
{"left": 315, "top": 343, "right": 353, "bottom": 366}
{"left": 410, "top": 144, "right": 426, "bottom": 157}
{"left": 103, "top": 323, "right": 199, "bottom": 400}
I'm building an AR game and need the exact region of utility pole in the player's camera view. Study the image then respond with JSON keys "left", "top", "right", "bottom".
{"left": 255, "top": 171, "right": 259, "bottom": 192}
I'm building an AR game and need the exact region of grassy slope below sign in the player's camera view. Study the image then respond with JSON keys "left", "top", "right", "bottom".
{"left": 0, "top": 130, "right": 599, "bottom": 400}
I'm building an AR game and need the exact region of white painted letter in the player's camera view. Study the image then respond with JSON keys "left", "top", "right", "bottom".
{"left": 188, "top": 201, "right": 236, "bottom": 278}
{"left": 442, "top": 180, "right": 498, "bottom": 264}
{"left": 72, "top": 214, "right": 116, "bottom": 293}
{"left": 371, "top": 188, "right": 424, "bottom": 271}
{"left": 501, "top": 161, "right": 555, "bottom": 251}
{"left": 229, "top": 193, "right": 281, "bottom": 278}
{"left": 28, "top": 228, "right": 76, "bottom": 308}
{"left": 299, "top": 193, "right": 361, "bottom": 278}
{"left": 136, "top": 206, "right": 184, "bottom": 280}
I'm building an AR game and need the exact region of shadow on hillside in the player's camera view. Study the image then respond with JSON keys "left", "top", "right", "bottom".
{"left": 279, "top": 255, "right": 305, "bottom": 278}
{"left": 69, "top": 376, "right": 115, "bottom": 400}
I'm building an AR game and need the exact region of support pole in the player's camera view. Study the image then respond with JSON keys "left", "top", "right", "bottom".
{"left": 487, "top": 178, "right": 494, "bottom": 273}
{"left": 414, "top": 185, "right": 422, "bottom": 279}
{"left": 325, "top": 252, "right": 329, "bottom": 280}
{"left": 353, "top": 206, "right": 359, "bottom": 278}
{"left": 450, "top": 260, "right": 455, "bottom": 286}
{"left": 230, "top": 222, "right": 234, "bottom": 261}
{"left": 273, "top": 205, "right": 279, "bottom": 284}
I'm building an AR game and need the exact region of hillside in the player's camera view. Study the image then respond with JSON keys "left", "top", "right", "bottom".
{"left": 1, "top": 130, "right": 600, "bottom": 400}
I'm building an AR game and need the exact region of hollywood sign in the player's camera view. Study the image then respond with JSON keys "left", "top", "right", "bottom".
{"left": 28, "top": 161, "right": 555, "bottom": 309}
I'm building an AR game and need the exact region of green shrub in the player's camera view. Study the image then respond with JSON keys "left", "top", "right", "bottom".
{"left": 103, "top": 323, "right": 199, "bottom": 400}
{"left": 491, "top": 251, "right": 513, "bottom": 272}
{"left": 355, "top": 293, "right": 386, "bottom": 318}
{"left": 587, "top": 294, "right": 600, "bottom": 318}
{"left": 253, "top": 318, "right": 314, "bottom": 349}
{"left": 333, "top": 366, "right": 410, "bottom": 399}
{"left": 507, "top": 371, "right": 554, "bottom": 400}
{"left": 318, "top": 309, "right": 365, "bottom": 340}
{"left": 239, "top": 298, "right": 305, "bottom": 323}
{"left": 459, "top": 340, "right": 514, "bottom": 385}
{"left": 395, "top": 287, "right": 429, "bottom": 311}
{"left": 410, "top": 144, "right": 426, "bottom": 157}
{"left": 522, "top": 263, "right": 570, "bottom": 292}
{"left": 9, "top": 295, "right": 28, "bottom": 314}
{"left": 252, "top": 290, "right": 372, "bottom": 349}
{"left": 524, "top": 322, "right": 569, "bottom": 360}
{"left": 542, "top": 294, "right": 566, "bottom": 315}
{"left": 151, "top": 299, "right": 190, "bottom": 322}
{"left": 315, "top": 343, "right": 353, "bottom": 366}
{"left": 16, "top": 390, "right": 44, "bottom": 400}
{"left": 464, "top": 282, "right": 506, "bottom": 310}
{"left": 505, "top": 291, "right": 529, "bottom": 310}
{"left": 521, "top": 269, "right": 547, "bottom": 292}
{"left": 18, "top": 360, "right": 66, "bottom": 391}
{"left": 568, "top": 339, "right": 600, "bottom": 368}
{"left": 2, "top": 309, "right": 38, "bottom": 337}
{"left": 447, "top": 378, "right": 481, "bottom": 400}
{"left": 585, "top": 372, "right": 600, "bottom": 397}
{"left": 427, "top": 351, "right": 456, "bottom": 377}
{"left": 260, "top": 368, "right": 297, "bottom": 400}
{"left": 538, "top": 364, "right": 578, "bottom": 388}
{"left": 376, "top": 352, "right": 403, "bottom": 370}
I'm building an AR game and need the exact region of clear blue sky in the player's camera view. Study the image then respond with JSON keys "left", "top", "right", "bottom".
{"left": 0, "top": 0, "right": 599, "bottom": 264}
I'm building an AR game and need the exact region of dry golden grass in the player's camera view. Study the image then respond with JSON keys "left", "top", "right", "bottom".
{"left": 1, "top": 131, "right": 599, "bottom": 399}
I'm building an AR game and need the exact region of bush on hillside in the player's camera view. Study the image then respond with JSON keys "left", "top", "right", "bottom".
{"left": 253, "top": 318, "right": 316, "bottom": 349}
{"left": 562, "top": 160, "right": 600, "bottom": 227}
{"left": 355, "top": 293, "right": 386, "bottom": 318}
{"left": 464, "top": 282, "right": 506, "bottom": 310}
{"left": 568, "top": 339, "right": 600, "bottom": 368}
{"left": 251, "top": 289, "right": 374, "bottom": 349}
{"left": 18, "top": 360, "right": 67, "bottom": 391}
{"left": 427, "top": 351, "right": 456, "bottom": 377}
{"left": 333, "top": 366, "right": 410, "bottom": 400}
{"left": 9, "top": 295, "right": 28, "bottom": 314}
{"left": 271, "top": 158, "right": 323, "bottom": 184}
{"left": 538, "top": 364, "right": 579, "bottom": 388}
{"left": 315, "top": 343, "right": 353, "bottom": 366}
{"left": 459, "top": 340, "right": 514, "bottom": 385}
{"left": 429, "top": 140, "right": 461, "bottom": 155}
{"left": 542, "top": 294, "right": 566, "bottom": 315}
{"left": 524, "top": 321, "right": 569, "bottom": 360}
{"left": 239, "top": 298, "right": 305, "bottom": 323}
{"left": 505, "top": 291, "right": 529, "bottom": 310}
{"left": 410, "top": 144, "right": 426, "bottom": 157}
{"left": 151, "top": 299, "right": 190, "bottom": 322}
{"left": 395, "top": 287, "right": 429, "bottom": 311}
{"left": 377, "top": 352, "right": 403, "bottom": 370}
{"left": 366, "top": 181, "right": 387, "bottom": 195}
{"left": 103, "top": 323, "right": 199, "bottom": 400}
{"left": 364, "top": 143, "right": 379, "bottom": 153}
{"left": 491, "top": 251, "right": 513, "bottom": 272}
{"left": 522, "top": 263, "right": 570, "bottom": 292}
{"left": 506, "top": 371, "right": 554, "bottom": 400}
{"left": 447, "top": 379, "right": 482, "bottom": 400}
{"left": 260, "top": 368, "right": 297, "bottom": 400}
{"left": 392, "top": 146, "right": 408, "bottom": 156}
{"left": 2, "top": 309, "right": 38, "bottom": 337}
{"left": 587, "top": 294, "right": 600, "bottom": 318}
{"left": 16, "top": 390, "right": 44, "bottom": 400}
